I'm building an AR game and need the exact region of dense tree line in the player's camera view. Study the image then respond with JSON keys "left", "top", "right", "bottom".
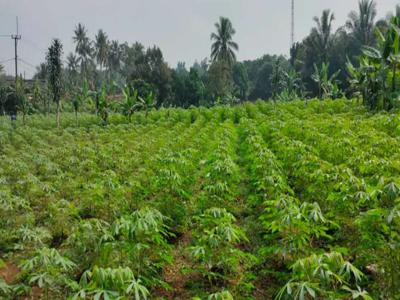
{"left": 1, "top": 0, "right": 400, "bottom": 117}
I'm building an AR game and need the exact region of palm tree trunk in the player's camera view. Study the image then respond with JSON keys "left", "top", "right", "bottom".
{"left": 391, "top": 63, "right": 397, "bottom": 109}
{"left": 317, "top": 82, "right": 321, "bottom": 99}
{"left": 392, "top": 63, "right": 397, "bottom": 93}
{"left": 56, "top": 100, "right": 60, "bottom": 128}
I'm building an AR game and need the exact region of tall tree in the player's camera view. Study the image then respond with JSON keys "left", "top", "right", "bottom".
{"left": 176, "top": 62, "right": 188, "bottom": 76}
{"left": 186, "top": 68, "right": 205, "bottom": 106}
{"left": 108, "top": 40, "right": 122, "bottom": 73}
{"left": 210, "top": 17, "right": 239, "bottom": 65}
{"left": 46, "top": 39, "right": 63, "bottom": 127}
{"left": 0, "top": 86, "right": 8, "bottom": 116}
{"left": 73, "top": 23, "right": 93, "bottom": 78}
{"left": 95, "top": 29, "right": 109, "bottom": 71}
{"left": 289, "top": 42, "right": 302, "bottom": 69}
{"left": 192, "top": 58, "right": 209, "bottom": 78}
{"left": 65, "top": 53, "right": 79, "bottom": 90}
{"left": 232, "top": 63, "right": 249, "bottom": 100}
{"left": 144, "top": 46, "right": 173, "bottom": 106}
{"left": 207, "top": 61, "right": 233, "bottom": 99}
{"left": 310, "top": 10, "right": 336, "bottom": 63}
{"left": 270, "top": 58, "right": 284, "bottom": 99}
{"left": 33, "top": 63, "right": 48, "bottom": 81}
{"left": 0, "top": 69, "right": 9, "bottom": 116}
{"left": 120, "top": 42, "right": 145, "bottom": 79}
{"left": 346, "top": 0, "right": 377, "bottom": 47}
{"left": 66, "top": 53, "right": 79, "bottom": 73}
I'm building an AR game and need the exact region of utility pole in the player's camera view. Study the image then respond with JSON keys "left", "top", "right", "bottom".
{"left": 11, "top": 17, "right": 21, "bottom": 86}
{"left": 0, "top": 16, "right": 22, "bottom": 120}
{"left": 291, "top": 0, "right": 295, "bottom": 47}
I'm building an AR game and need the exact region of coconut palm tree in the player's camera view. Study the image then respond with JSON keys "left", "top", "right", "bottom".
{"left": 346, "top": 0, "right": 377, "bottom": 47}
{"left": 95, "top": 29, "right": 109, "bottom": 71}
{"left": 310, "top": 10, "right": 336, "bottom": 63}
{"left": 66, "top": 53, "right": 79, "bottom": 88}
{"left": 210, "top": 17, "right": 238, "bottom": 66}
{"left": 73, "top": 23, "right": 93, "bottom": 78}
{"left": 107, "top": 40, "right": 122, "bottom": 73}
{"left": 66, "top": 53, "right": 79, "bottom": 73}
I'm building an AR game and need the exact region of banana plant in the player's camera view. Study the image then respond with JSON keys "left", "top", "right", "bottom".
{"left": 387, "top": 24, "right": 400, "bottom": 106}
{"left": 270, "top": 58, "right": 284, "bottom": 100}
{"left": 96, "top": 84, "right": 109, "bottom": 124}
{"left": 311, "top": 62, "right": 341, "bottom": 99}
{"left": 120, "top": 87, "right": 155, "bottom": 118}
{"left": 349, "top": 46, "right": 390, "bottom": 110}
{"left": 278, "top": 69, "right": 304, "bottom": 101}
{"left": 73, "top": 80, "right": 92, "bottom": 125}
{"left": 138, "top": 92, "right": 155, "bottom": 118}
{"left": 121, "top": 85, "right": 140, "bottom": 121}
{"left": 348, "top": 17, "right": 400, "bottom": 110}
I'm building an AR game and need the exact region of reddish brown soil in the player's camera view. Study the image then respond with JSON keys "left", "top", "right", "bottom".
{"left": 155, "top": 231, "right": 193, "bottom": 299}
{"left": 19, "top": 287, "right": 43, "bottom": 300}
{"left": 0, "top": 262, "right": 20, "bottom": 284}
{"left": 161, "top": 256, "right": 191, "bottom": 299}
{"left": 0, "top": 261, "right": 43, "bottom": 300}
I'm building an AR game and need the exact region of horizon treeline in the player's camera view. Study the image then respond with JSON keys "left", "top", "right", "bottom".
{"left": 1, "top": 0, "right": 399, "bottom": 109}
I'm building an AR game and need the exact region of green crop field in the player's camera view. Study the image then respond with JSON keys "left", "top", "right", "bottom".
{"left": 1, "top": 100, "right": 400, "bottom": 299}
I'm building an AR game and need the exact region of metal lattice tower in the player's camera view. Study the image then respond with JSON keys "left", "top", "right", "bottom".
{"left": 291, "top": 0, "right": 295, "bottom": 47}
{"left": 11, "top": 17, "right": 22, "bottom": 84}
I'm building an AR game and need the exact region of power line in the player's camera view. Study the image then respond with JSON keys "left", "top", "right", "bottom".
{"left": 21, "top": 38, "right": 47, "bottom": 53}
{"left": 0, "top": 58, "right": 15, "bottom": 64}
{"left": 18, "top": 58, "right": 37, "bottom": 70}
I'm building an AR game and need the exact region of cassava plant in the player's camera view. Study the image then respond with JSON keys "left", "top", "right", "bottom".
{"left": 20, "top": 247, "right": 76, "bottom": 300}
{"left": 189, "top": 208, "right": 252, "bottom": 283}
{"left": 276, "top": 252, "right": 369, "bottom": 300}
{"left": 70, "top": 266, "right": 149, "bottom": 300}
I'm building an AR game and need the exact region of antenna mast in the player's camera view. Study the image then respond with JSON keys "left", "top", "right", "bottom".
{"left": 291, "top": 0, "right": 295, "bottom": 47}
{"left": 11, "top": 16, "right": 21, "bottom": 85}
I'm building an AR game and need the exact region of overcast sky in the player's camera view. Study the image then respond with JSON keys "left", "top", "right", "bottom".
{"left": 1, "top": 0, "right": 399, "bottom": 78}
